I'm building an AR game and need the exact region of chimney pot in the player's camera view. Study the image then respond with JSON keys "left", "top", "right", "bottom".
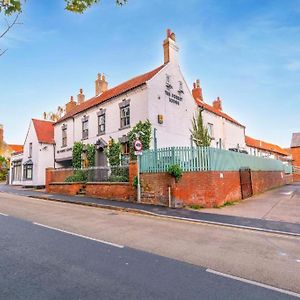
{"left": 65, "top": 96, "right": 77, "bottom": 114}
{"left": 212, "top": 97, "right": 222, "bottom": 111}
{"left": 192, "top": 79, "right": 203, "bottom": 103}
{"left": 77, "top": 88, "right": 85, "bottom": 105}
{"left": 163, "top": 28, "right": 179, "bottom": 64}
{"left": 95, "top": 72, "right": 108, "bottom": 96}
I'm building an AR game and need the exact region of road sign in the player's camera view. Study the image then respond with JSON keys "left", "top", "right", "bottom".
{"left": 134, "top": 139, "right": 143, "bottom": 151}
{"left": 134, "top": 151, "right": 142, "bottom": 156}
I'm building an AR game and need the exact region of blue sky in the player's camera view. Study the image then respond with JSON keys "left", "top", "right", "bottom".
{"left": 0, "top": 0, "right": 299, "bottom": 147}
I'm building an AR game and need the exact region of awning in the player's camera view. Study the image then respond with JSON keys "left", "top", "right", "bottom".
{"left": 55, "top": 157, "right": 72, "bottom": 163}
{"left": 23, "top": 159, "right": 33, "bottom": 166}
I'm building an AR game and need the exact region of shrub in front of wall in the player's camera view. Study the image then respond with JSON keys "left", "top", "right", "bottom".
{"left": 167, "top": 164, "right": 183, "bottom": 183}
{"left": 64, "top": 170, "right": 87, "bottom": 183}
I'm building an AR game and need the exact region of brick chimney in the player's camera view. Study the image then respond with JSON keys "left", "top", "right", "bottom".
{"left": 95, "top": 73, "right": 108, "bottom": 96}
{"left": 212, "top": 97, "right": 222, "bottom": 111}
{"left": 163, "top": 29, "right": 179, "bottom": 64}
{"left": 0, "top": 124, "right": 3, "bottom": 144}
{"left": 65, "top": 96, "right": 77, "bottom": 114}
{"left": 77, "top": 88, "right": 85, "bottom": 105}
{"left": 192, "top": 79, "right": 203, "bottom": 102}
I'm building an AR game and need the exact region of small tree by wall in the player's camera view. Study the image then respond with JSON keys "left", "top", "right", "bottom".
{"left": 127, "top": 120, "right": 152, "bottom": 158}
{"left": 86, "top": 144, "right": 96, "bottom": 167}
{"left": 190, "top": 108, "right": 211, "bottom": 147}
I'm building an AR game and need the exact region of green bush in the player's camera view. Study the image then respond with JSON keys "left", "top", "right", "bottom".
{"left": 65, "top": 170, "right": 87, "bottom": 183}
{"left": 167, "top": 164, "right": 183, "bottom": 183}
{"left": 132, "top": 176, "right": 138, "bottom": 188}
{"left": 108, "top": 175, "right": 128, "bottom": 182}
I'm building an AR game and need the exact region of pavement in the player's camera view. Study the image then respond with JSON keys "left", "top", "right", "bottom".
{"left": 1, "top": 183, "right": 300, "bottom": 236}
{"left": 0, "top": 194, "right": 299, "bottom": 299}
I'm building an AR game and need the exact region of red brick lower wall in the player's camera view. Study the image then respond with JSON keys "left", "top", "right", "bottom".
{"left": 47, "top": 182, "right": 84, "bottom": 196}
{"left": 141, "top": 171, "right": 293, "bottom": 208}
{"left": 86, "top": 182, "right": 134, "bottom": 201}
{"left": 293, "top": 173, "right": 300, "bottom": 182}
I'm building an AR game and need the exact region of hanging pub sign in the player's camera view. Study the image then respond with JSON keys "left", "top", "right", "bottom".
{"left": 165, "top": 90, "right": 183, "bottom": 105}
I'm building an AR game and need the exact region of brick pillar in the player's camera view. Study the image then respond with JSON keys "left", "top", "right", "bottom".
{"left": 129, "top": 161, "right": 137, "bottom": 200}
{"left": 45, "top": 168, "right": 54, "bottom": 192}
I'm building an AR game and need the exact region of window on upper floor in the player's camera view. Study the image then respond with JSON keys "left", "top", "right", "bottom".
{"left": 29, "top": 143, "right": 32, "bottom": 158}
{"left": 207, "top": 123, "right": 214, "bottom": 139}
{"left": 62, "top": 125, "right": 67, "bottom": 147}
{"left": 119, "top": 99, "right": 131, "bottom": 130}
{"left": 82, "top": 118, "right": 89, "bottom": 140}
{"left": 98, "top": 112, "right": 106, "bottom": 135}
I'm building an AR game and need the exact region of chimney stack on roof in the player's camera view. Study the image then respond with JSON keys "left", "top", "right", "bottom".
{"left": 77, "top": 88, "right": 85, "bottom": 105}
{"left": 212, "top": 97, "right": 222, "bottom": 111}
{"left": 163, "top": 29, "right": 179, "bottom": 65}
{"left": 192, "top": 79, "right": 203, "bottom": 102}
{"left": 95, "top": 73, "right": 108, "bottom": 96}
{"left": 65, "top": 96, "right": 77, "bottom": 114}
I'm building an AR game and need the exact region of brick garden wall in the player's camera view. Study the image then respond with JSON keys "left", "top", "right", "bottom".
{"left": 47, "top": 182, "right": 85, "bottom": 196}
{"left": 141, "top": 170, "right": 293, "bottom": 208}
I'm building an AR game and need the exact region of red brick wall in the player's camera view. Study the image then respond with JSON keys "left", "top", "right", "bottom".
{"left": 47, "top": 183, "right": 84, "bottom": 196}
{"left": 293, "top": 173, "right": 300, "bottom": 182}
{"left": 290, "top": 147, "right": 300, "bottom": 167}
{"left": 86, "top": 182, "right": 133, "bottom": 201}
{"left": 141, "top": 171, "right": 292, "bottom": 208}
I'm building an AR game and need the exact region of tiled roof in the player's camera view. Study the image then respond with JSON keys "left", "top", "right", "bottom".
{"left": 8, "top": 144, "right": 23, "bottom": 153}
{"left": 291, "top": 132, "right": 300, "bottom": 148}
{"left": 32, "top": 119, "right": 54, "bottom": 144}
{"left": 195, "top": 99, "right": 244, "bottom": 127}
{"left": 245, "top": 135, "right": 288, "bottom": 156}
{"left": 56, "top": 64, "right": 166, "bottom": 124}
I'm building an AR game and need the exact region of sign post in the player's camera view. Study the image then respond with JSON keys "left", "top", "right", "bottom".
{"left": 134, "top": 139, "right": 143, "bottom": 203}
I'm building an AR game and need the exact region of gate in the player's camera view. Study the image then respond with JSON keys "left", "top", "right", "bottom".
{"left": 239, "top": 168, "right": 253, "bottom": 199}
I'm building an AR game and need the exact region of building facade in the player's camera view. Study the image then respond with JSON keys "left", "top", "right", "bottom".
{"left": 54, "top": 30, "right": 246, "bottom": 168}
{"left": 10, "top": 119, "right": 54, "bottom": 187}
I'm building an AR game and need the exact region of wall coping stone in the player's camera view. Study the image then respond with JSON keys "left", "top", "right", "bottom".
{"left": 86, "top": 182, "right": 130, "bottom": 186}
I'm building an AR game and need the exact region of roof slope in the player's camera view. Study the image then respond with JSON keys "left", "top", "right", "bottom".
{"left": 8, "top": 144, "right": 23, "bottom": 153}
{"left": 291, "top": 132, "right": 300, "bottom": 148}
{"left": 32, "top": 119, "right": 54, "bottom": 144}
{"left": 245, "top": 135, "right": 288, "bottom": 156}
{"left": 196, "top": 99, "right": 244, "bottom": 127}
{"left": 57, "top": 64, "right": 166, "bottom": 124}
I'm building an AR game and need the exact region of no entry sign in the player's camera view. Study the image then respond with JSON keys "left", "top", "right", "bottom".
{"left": 134, "top": 139, "right": 143, "bottom": 151}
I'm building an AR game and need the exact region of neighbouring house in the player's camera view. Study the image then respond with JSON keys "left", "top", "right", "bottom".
{"left": 9, "top": 119, "right": 54, "bottom": 187}
{"left": 54, "top": 29, "right": 246, "bottom": 168}
{"left": 191, "top": 81, "right": 246, "bottom": 150}
{"left": 0, "top": 124, "right": 23, "bottom": 162}
{"left": 245, "top": 135, "right": 289, "bottom": 161}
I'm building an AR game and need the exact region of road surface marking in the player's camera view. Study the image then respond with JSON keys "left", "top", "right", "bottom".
{"left": 33, "top": 222, "right": 124, "bottom": 249}
{"left": 206, "top": 269, "right": 300, "bottom": 298}
{"left": 280, "top": 191, "right": 293, "bottom": 195}
{"left": 0, "top": 212, "right": 8, "bottom": 216}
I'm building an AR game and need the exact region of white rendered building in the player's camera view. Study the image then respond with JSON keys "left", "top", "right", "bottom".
{"left": 54, "top": 30, "right": 246, "bottom": 168}
{"left": 10, "top": 119, "right": 54, "bottom": 187}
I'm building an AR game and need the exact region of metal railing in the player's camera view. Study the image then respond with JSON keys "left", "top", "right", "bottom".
{"left": 140, "top": 146, "right": 293, "bottom": 173}
{"left": 52, "top": 165, "right": 129, "bottom": 183}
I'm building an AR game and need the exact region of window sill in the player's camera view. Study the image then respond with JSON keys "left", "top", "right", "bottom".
{"left": 81, "top": 137, "right": 89, "bottom": 141}
{"left": 97, "top": 132, "right": 106, "bottom": 136}
{"left": 119, "top": 125, "right": 131, "bottom": 131}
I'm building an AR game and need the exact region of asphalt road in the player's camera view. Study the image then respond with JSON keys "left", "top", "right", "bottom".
{"left": 0, "top": 213, "right": 298, "bottom": 299}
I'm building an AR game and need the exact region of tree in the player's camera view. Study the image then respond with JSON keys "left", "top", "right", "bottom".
{"left": 0, "top": 0, "right": 127, "bottom": 55}
{"left": 0, "top": 0, "right": 127, "bottom": 15}
{"left": 127, "top": 120, "right": 152, "bottom": 159}
{"left": 190, "top": 108, "right": 211, "bottom": 147}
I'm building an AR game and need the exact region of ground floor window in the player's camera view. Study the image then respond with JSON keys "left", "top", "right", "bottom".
{"left": 12, "top": 160, "right": 22, "bottom": 181}
{"left": 23, "top": 164, "right": 33, "bottom": 180}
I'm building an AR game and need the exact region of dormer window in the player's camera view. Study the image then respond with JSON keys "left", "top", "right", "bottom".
{"left": 166, "top": 74, "right": 173, "bottom": 89}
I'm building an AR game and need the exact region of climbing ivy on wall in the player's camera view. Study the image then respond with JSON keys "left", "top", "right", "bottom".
{"left": 72, "top": 142, "right": 96, "bottom": 168}
{"left": 72, "top": 142, "right": 84, "bottom": 169}
{"left": 127, "top": 120, "right": 152, "bottom": 158}
{"left": 86, "top": 144, "right": 96, "bottom": 167}
{"left": 105, "top": 138, "right": 121, "bottom": 166}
